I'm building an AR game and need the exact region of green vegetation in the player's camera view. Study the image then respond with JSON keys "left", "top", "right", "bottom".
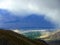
{"left": 23, "top": 32, "right": 41, "bottom": 39}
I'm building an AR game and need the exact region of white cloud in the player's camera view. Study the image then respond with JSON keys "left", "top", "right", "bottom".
{"left": 0, "top": 0, "right": 60, "bottom": 28}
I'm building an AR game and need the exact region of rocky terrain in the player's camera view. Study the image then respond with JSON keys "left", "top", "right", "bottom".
{"left": 0, "top": 29, "right": 48, "bottom": 45}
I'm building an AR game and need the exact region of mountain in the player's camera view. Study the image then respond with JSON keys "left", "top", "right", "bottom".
{"left": 49, "top": 30, "right": 60, "bottom": 40}
{"left": 22, "top": 14, "right": 55, "bottom": 29}
{"left": 18, "top": 30, "right": 50, "bottom": 39}
{"left": 0, "top": 29, "right": 48, "bottom": 45}
{"left": 37, "top": 30, "right": 60, "bottom": 41}
{"left": 45, "top": 30, "right": 60, "bottom": 45}
{"left": 0, "top": 9, "right": 56, "bottom": 29}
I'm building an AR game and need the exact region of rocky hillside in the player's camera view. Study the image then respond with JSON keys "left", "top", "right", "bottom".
{"left": 0, "top": 29, "right": 48, "bottom": 45}
{"left": 49, "top": 30, "right": 60, "bottom": 40}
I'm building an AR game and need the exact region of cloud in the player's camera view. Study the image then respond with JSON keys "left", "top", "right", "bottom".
{"left": 0, "top": 0, "right": 60, "bottom": 28}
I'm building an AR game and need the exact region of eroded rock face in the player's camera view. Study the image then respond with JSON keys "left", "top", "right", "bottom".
{"left": 0, "top": 29, "right": 48, "bottom": 45}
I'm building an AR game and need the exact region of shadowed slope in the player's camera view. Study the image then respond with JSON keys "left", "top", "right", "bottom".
{"left": 0, "top": 29, "right": 48, "bottom": 45}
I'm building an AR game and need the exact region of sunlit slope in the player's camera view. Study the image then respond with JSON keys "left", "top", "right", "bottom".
{"left": 40, "top": 30, "right": 60, "bottom": 40}
{"left": 19, "top": 29, "right": 60, "bottom": 41}
{"left": 48, "top": 30, "right": 60, "bottom": 40}
{"left": 15, "top": 30, "right": 51, "bottom": 39}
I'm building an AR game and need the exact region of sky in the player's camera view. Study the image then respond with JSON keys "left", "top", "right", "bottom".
{"left": 0, "top": 0, "right": 60, "bottom": 30}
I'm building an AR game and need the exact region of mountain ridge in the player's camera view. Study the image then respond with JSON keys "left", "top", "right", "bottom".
{"left": 0, "top": 9, "right": 56, "bottom": 29}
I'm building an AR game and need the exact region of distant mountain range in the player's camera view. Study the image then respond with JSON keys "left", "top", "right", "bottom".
{"left": 0, "top": 9, "right": 56, "bottom": 29}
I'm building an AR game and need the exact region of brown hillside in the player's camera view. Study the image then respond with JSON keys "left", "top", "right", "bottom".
{"left": 0, "top": 29, "right": 48, "bottom": 45}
